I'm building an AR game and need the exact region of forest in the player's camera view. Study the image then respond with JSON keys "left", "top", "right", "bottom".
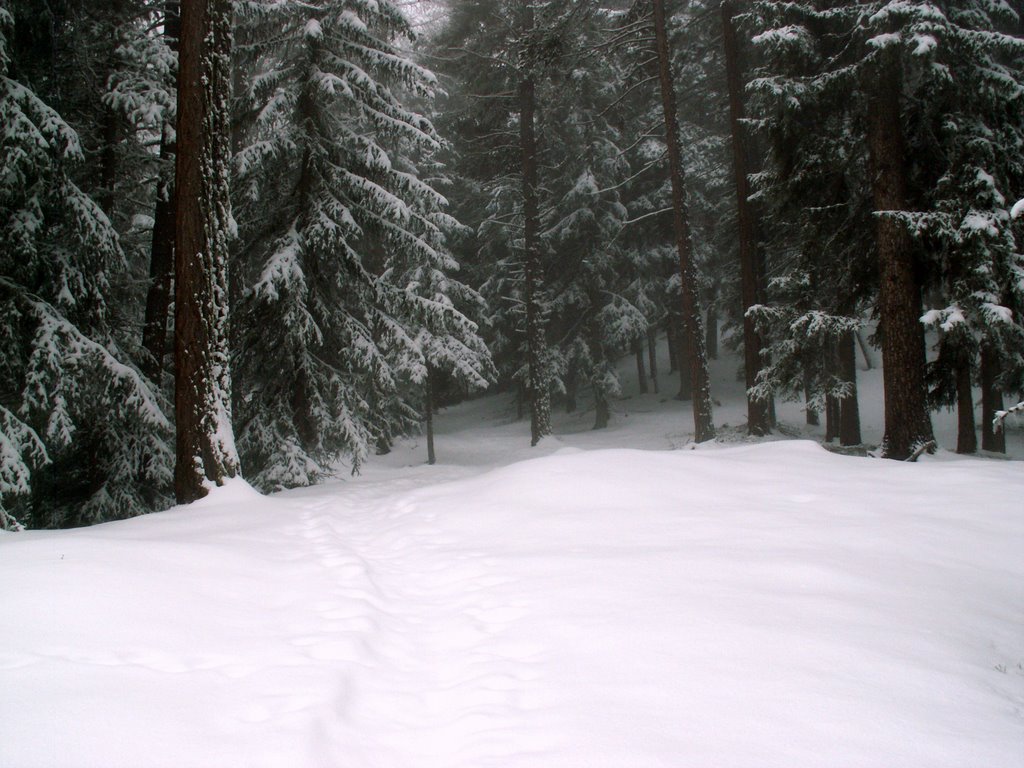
{"left": 1, "top": 0, "right": 1023, "bottom": 531}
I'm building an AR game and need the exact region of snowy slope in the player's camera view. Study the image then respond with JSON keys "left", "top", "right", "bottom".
{"left": 2, "top": 432, "right": 1022, "bottom": 767}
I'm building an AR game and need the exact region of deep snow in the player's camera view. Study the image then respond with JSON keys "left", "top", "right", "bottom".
{"left": 2, "top": 346, "right": 1023, "bottom": 767}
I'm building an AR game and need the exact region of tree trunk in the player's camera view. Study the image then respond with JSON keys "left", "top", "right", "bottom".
{"left": 722, "top": 0, "right": 769, "bottom": 436}
{"left": 666, "top": 318, "right": 678, "bottom": 373}
{"left": 866, "top": 47, "right": 934, "bottom": 459}
{"left": 174, "top": 0, "right": 240, "bottom": 503}
{"left": 141, "top": 127, "right": 176, "bottom": 383}
{"left": 856, "top": 329, "right": 874, "bottom": 370}
{"left": 980, "top": 343, "right": 1005, "bottom": 453}
{"left": 804, "top": 366, "right": 819, "bottom": 426}
{"left": 824, "top": 343, "right": 839, "bottom": 442}
{"left": 520, "top": 3, "right": 551, "bottom": 447}
{"left": 653, "top": 0, "right": 714, "bottom": 442}
{"left": 565, "top": 365, "right": 577, "bottom": 413}
{"left": 705, "top": 306, "right": 719, "bottom": 360}
{"left": 593, "top": 386, "right": 610, "bottom": 430}
{"left": 141, "top": 2, "right": 181, "bottom": 385}
{"left": 839, "top": 330, "right": 862, "bottom": 446}
{"left": 635, "top": 342, "right": 648, "bottom": 394}
{"left": 675, "top": 316, "right": 692, "bottom": 401}
{"left": 955, "top": 354, "right": 977, "bottom": 454}
{"left": 647, "top": 328, "right": 659, "bottom": 394}
{"left": 425, "top": 371, "right": 436, "bottom": 465}
{"left": 825, "top": 394, "right": 840, "bottom": 442}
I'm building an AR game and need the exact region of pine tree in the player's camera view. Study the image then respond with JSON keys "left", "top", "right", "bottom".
{"left": 231, "top": 0, "right": 490, "bottom": 489}
{"left": 1, "top": 2, "right": 172, "bottom": 527}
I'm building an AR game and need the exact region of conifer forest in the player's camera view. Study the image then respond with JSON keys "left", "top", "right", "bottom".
{"left": 1, "top": 0, "right": 1022, "bottom": 530}
{"left": 3, "top": 3, "right": 1024, "bottom": 766}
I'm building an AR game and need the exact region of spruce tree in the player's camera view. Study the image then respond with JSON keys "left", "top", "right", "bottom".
{"left": 231, "top": 0, "right": 490, "bottom": 489}
{"left": 1, "top": 2, "right": 172, "bottom": 527}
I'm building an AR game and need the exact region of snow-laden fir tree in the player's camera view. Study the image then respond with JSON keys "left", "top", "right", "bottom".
{"left": 437, "top": 1, "right": 659, "bottom": 431}
{"left": 0, "top": 3, "right": 172, "bottom": 528}
{"left": 913, "top": 0, "right": 1024, "bottom": 453}
{"left": 744, "top": 4, "right": 872, "bottom": 444}
{"left": 231, "top": 0, "right": 491, "bottom": 490}
{"left": 543, "top": 112, "right": 638, "bottom": 429}
{"left": 749, "top": 0, "right": 1023, "bottom": 455}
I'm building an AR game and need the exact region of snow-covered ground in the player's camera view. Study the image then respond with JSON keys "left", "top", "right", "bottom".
{"left": 2, "top": 345, "right": 1023, "bottom": 767}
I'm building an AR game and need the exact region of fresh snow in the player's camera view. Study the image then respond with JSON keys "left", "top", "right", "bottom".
{"left": 2, "top": 348, "right": 1023, "bottom": 768}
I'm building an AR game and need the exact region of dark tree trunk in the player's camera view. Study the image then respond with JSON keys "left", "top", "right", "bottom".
{"left": 425, "top": 371, "right": 436, "bottom": 465}
{"left": 520, "top": 4, "right": 551, "bottom": 447}
{"left": 291, "top": 363, "right": 316, "bottom": 451}
{"left": 653, "top": 0, "right": 714, "bottom": 442}
{"left": 825, "top": 396, "right": 840, "bottom": 442}
{"left": 565, "top": 366, "right": 577, "bottom": 413}
{"left": 635, "top": 343, "right": 648, "bottom": 394}
{"left": 839, "top": 330, "right": 862, "bottom": 446}
{"left": 141, "top": 2, "right": 181, "bottom": 385}
{"left": 866, "top": 47, "right": 934, "bottom": 459}
{"left": 803, "top": 366, "right": 819, "bottom": 426}
{"left": 824, "top": 342, "right": 839, "bottom": 442}
{"left": 722, "top": 0, "right": 769, "bottom": 436}
{"left": 955, "top": 354, "right": 977, "bottom": 454}
{"left": 173, "top": 0, "right": 240, "bottom": 503}
{"left": 666, "top": 318, "right": 678, "bottom": 373}
{"left": 675, "top": 317, "right": 692, "bottom": 401}
{"left": 980, "top": 344, "right": 1005, "bottom": 453}
{"left": 141, "top": 127, "right": 176, "bottom": 383}
{"left": 593, "top": 387, "right": 610, "bottom": 430}
{"left": 705, "top": 307, "right": 718, "bottom": 360}
{"left": 647, "top": 328, "right": 659, "bottom": 394}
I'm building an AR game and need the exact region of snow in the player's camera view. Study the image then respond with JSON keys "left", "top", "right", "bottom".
{"left": 1012, "top": 198, "right": 1024, "bottom": 219}
{"left": 911, "top": 33, "right": 937, "bottom": 55}
{"left": 2, "top": 346, "right": 1023, "bottom": 767}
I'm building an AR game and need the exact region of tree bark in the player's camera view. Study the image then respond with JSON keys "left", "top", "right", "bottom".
{"left": 722, "top": 0, "right": 769, "bottom": 436}
{"left": 653, "top": 0, "right": 714, "bottom": 442}
{"left": 141, "top": 127, "right": 177, "bottom": 383}
{"left": 705, "top": 307, "right": 718, "bottom": 360}
{"left": 635, "top": 342, "right": 648, "bottom": 394}
{"left": 425, "top": 371, "right": 436, "bottom": 465}
{"left": 955, "top": 354, "right": 977, "bottom": 454}
{"left": 174, "top": 0, "right": 240, "bottom": 503}
{"left": 980, "top": 343, "right": 1005, "bottom": 453}
{"left": 675, "top": 315, "right": 692, "bottom": 401}
{"left": 520, "top": 3, "right": 551, "bottom": 447}
{"left": 865, "top": 46, "right": 934, "bottom": 459}
{"left": 803, "top": 365, "right": 819, "bottom": 426}
{"left": 593, "top": 387, "right": 610, "bottom": 430}
{"left": 825, "top": 393, "right": 840, "bottom": 442}
{"left": 666, "top": 317, "right": 678, "bottom": 373}
{"left": 839, "top": 330, "right": 862, "bottom": 446}
{"left": 565, "top": 365, "right": 577, "bottom": 413}
{"left": 647, "top": 328, "right": 659, "bottom": 394}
